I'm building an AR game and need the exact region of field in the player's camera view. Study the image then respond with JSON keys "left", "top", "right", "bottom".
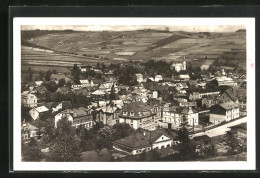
{"left": 21, "top": 30, "right": 246, "bottom": 68}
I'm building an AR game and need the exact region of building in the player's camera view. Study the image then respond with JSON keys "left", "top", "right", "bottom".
{"left": 209, "top": 101, "right": 240, "bottom": 125}
{"left": 96, "top": 105, "right": 121, "bottom": 126}
{"left": 162, "top": 106, "right": 199, "bottom": 127}
{"left": 154, "top": 75, "right": 163, "bottom": 82}
{"left": 217, "top": 90, "right": 238, "bottom": 104}
{"left": 201, "top": 95, "right": 217, "bottom": 108}
{"left": 29, "top": 106, "right": 49, "bottom": 120}
{"left": 21, "top": 122, "right": 39, "bottom": 140}
{"left": 113, "top": 128, "right": 173, "bottom": 155}
{"left": 215, "top": 76, "right": 237, "bottom": 86}
{"left": 119, "top": 102, "right": 156, "bottom": 130}
{"left": 21, "top": 93, "right": 37, "bottom": 107}
{"left": 170, "top": 57, "right": 186, "bottom": 72}
{"left": 135, "top": 73, "right": 143, "bottom": 83}
{"left": 56, "top": 86, "right": 71, "bottom": 94}
{"left": 52, "top": 101, "right": 73, "bottom": 113}
{"left": 50, "top": 74, "right": 71, "bottom": 83}
{"left": 54, "top": 107, "right": 94, "bottom": 129}
{"left": 179, "top": 74, "right": 190, "bottom": 81}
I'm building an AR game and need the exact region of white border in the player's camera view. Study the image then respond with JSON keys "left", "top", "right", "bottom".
{"left": 13, "top": 17, "right": 255, "bottom": 171}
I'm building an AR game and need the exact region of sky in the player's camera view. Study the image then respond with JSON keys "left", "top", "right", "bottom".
{"left": 21, "top": 25, "right": 246, "bottom": 32}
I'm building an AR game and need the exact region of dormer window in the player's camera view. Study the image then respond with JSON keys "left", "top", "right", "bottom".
{"left": 130, "top": 112, "right": 134, "bottom": 116}
{"left": 123, "top": 111, "right": 127, "bottom": 116}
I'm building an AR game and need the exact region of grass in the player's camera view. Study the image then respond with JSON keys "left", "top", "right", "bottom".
{"left": 21, "top": 30, "right": 246, "bottom": 66}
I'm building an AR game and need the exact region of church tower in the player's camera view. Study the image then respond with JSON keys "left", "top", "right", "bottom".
{"left": 183, "top": 56, "right": 186, "bottom": 70}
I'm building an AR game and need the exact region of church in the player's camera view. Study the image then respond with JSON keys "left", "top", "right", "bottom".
{"left": 170, "top": 56, "right": 186, "bottom": 72}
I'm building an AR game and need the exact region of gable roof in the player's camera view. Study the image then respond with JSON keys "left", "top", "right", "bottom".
{"left": 113, "top": 129, "right": 170, "bottom": 149}
{"left": 57, "top": 86, "right": 71, "bottom": 92}
{"left": 34, "top": 106, "right": 49, "bottom": 113}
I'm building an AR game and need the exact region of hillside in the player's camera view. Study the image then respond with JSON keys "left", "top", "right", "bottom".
{"left": 21, "top": 30, "right": 246, "bottom": 68}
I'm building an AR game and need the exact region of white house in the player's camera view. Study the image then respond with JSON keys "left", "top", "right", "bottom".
{"left": 113, "top": 129, "right": 173, "bottom": 155}
{"left": 209, "top": 101, "right": 240, "bottom": 125}
{"left": 21, "top": 93, "right": 37, "bottom": 108}
{"left": 29, "top": 106, "right": 49, "bottom": 120}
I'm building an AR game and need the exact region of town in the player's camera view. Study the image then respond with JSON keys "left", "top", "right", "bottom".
{"left": 21, "top": 56, "right": 247, "bottom": 162}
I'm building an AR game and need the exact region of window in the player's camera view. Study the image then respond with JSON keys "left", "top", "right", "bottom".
{"left": 162, "top": 137, "right": 164, "bottom": 140}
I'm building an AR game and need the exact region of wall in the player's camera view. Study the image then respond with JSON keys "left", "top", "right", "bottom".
{"left": 209, "top": 114, "right": 226, "bottom": 125}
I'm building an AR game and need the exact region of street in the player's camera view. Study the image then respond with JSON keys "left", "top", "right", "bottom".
{"left": 192, "top": 116, "right": 247, "bottom": 138}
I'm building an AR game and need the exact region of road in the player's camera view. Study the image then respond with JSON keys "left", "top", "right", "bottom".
{"left": 192, "top": 116, "right": 247, "bottom": 138}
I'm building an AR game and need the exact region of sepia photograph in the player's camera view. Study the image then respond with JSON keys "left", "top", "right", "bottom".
{"left": 12, "top": 17, "right": 255, "bottom": 171}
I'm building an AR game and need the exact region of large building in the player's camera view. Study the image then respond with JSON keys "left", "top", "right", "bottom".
{"left": 170, "top": 57, "right": 186, "bottom": 72}
{"left": 21, "top": 93, "right": 37, "bottom": 108}
{"left": 209, "top": 101, "right": 240, "bottom": 125}
{"left": 119, "top": 102, "right": 156, "bottom": 130}
{"left": 113, "top": 128, "right": 173, "bottom": 155}
{"left": 162, "top": 106, "right": 199, "bottom": 127}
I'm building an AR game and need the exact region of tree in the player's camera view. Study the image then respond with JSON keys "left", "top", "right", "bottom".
{"left": 113, "top": 123, "right": 134, "bottom": 139}
{"left": 48, "top": 117, "right": 81, "bottom": 161}
{"left": 21, "top": 105, "right": 32, "bottom": 123}
{"left": 177, "top": 123, "right": 197, "bottom": 161}
{"left": 22, "top": 138, "right": 42, "bottom": 161}
{"left": 73, "top": 68, "right": 80, "bottom": 81}
{"left": 72, "top": 64, "right": 78, "bottom": 76}
{"left": 28, "top": 73, "right": 33, "bottom": 82}
{"left": 45, "top": 70, "right": 52, "bottom": 81}
{"left": 109, "top": 84, "right": 116, "bottom": 101}
{"left": 39, "top": 70, "right": 44, "bottom": 81}
{"left": 58, "top": 78, "right": 66, "bottom": 87}
{"left": 43, "top": 81, "right": 58, "bottom": 93}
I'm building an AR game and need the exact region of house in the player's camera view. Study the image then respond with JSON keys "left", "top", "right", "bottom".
{"left": 91, "top": 90, "right": 106, "bottom": 100}
{"left": 188, "top": 80, "right": 199, "bottom": 87}
{"left": 33, "top": 86, "right": 48, "bottom": 94}
{"left": 54, "top": 107, "right": 94, "bottom": 129}
{"left": 217, "top": 90, "right": 238, "bottom": 104}
{"left": 73, "top": 88, "right": 91, "bottom": 97}
{"left": 176, "top": 83, "right": 188, "bottom": 90}
{"left": 119, "top": 102, "right": 156, "bottom": 131}
{"left": 52, "top": 101, "right": 73, "bottom": 113}
{"left": 154, "top": 75, "right": 163, "bottom": 82}
{"left": 209, "top": 101, "right": 240, "bottom": 125}
{"left": 21, "top": 93, "right": 37, "bottom": 107}
{"left": 79, "top": 79, "right": 90, "bottom": 87}
{"left": 56, "top": 86, "right": 71, "bottom": 94}
{"left": 96, "top": 105, "right": 121, "bottom": 126}
{"left": 50, "top": 74, "right": 71, "bottom": 83}
{"left": 35, "top": 81, "right": 43, "bottom": 86}
{"left": 29, "top": 106, "right": 49, "bottom": 120}
{"left": 215, "top": 76, "right": 237, "bottom": 86}
{"left": 200, "top": 64, "right": 210, "bottom": 70}
{"left": 113, "top": 128, "right": 173, "bottom": 155}
{"left": 80, "top": 65, "right": 93, "bottom": 72}
{"left": 179, "top": 101, "right": 197, "bottom": 108}
{"left": 135, "top": 73, "right": 143, "bottom": 83}
{"left": 201, "top": 95, "right": 217, "bottom": 108}
{"left": 189, "top": 92, "right": 200, "bottom": 101}
{"left": 170, "top": 57, "right": 186, "bottom": 72}
{"left": 21, "top": 122, "right": 39, "bottom": 140}
{"left": 162, "top": 106, "right": 199, "bottom": 127}
{"left": 179, "top": 74, "right": 190, "bottom": 81}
